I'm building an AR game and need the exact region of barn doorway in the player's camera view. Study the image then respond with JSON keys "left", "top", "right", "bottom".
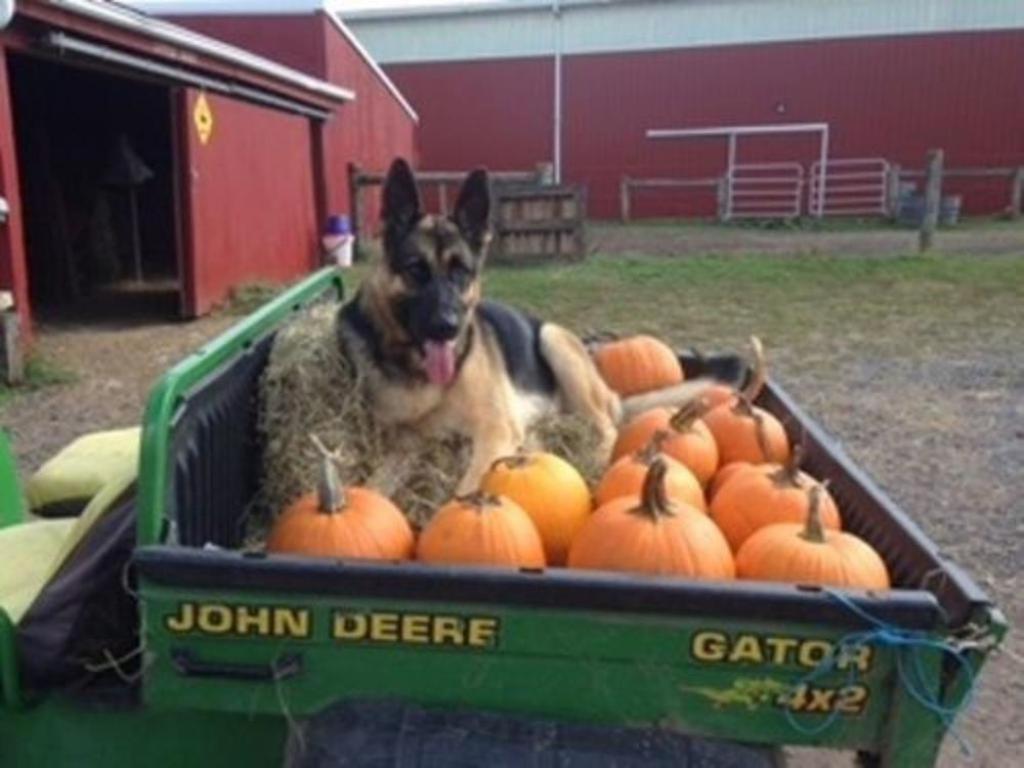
{"left": 6, "top": 53, "right": 181, "bottom": 322}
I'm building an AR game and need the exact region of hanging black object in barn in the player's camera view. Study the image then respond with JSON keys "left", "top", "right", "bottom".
{"left": 101, "top": 134, "right": 154, "bottom": 283}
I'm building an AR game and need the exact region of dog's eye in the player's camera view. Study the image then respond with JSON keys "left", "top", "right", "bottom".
{"left": 404, "top": 260, "right": 431, "bottom": 285}
{"left": 449, "top": 262, "right": 472, "bottom": 290}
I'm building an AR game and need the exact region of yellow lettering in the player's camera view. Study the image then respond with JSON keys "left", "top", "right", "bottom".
{"left": 467, "top": 618, "right": 499, "bottom": 648}
{"left": 764, "top": 636, "right": 799, "bottom": 665}
{"left": 433, "top": 616, "right": 465, "bottom": 645}
{"left": 234, "top": 606, "right": 271, "bottom": 636}
{"left": 836, "top": 685, "right": 869, "bottom": 714}
{"left": 165, "top": 603, "right": 195, "bottom": 633}
{"left": 197, "top": 604, "right": 233, "bottom": 635}
{"left": 273, "top": 609, "right": 310, "bottom": 638}
{"left": 401, "top": 615, "right": 431, "bottom": 644}
{"left": 333, "top": 612, "right": 368, "bottom": 640}
{"left": 729, "top": 635, "right": 764, "bottom": 664}
{"left": 691, "top": 632, "right": 728, "bottom": 662}
{"left": 371, "top": 613, "right": 400, "bottom": 642}
{"left": 798, "top": 641, "right": 832, "bottom": 668}
{"left": 837, "top": 644, "right": 872, "bottom": 672}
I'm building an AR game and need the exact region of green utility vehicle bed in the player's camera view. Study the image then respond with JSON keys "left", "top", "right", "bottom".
{"left": 0, "top": 268, "right": 1005, "bottom": 767}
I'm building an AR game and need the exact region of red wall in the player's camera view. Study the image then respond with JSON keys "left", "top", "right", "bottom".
{"left": 180, "top": 89, "right": 317, "bottom": 314}
{"left": 387, "top": 30, "right": 1024, "bottom": 219}
{"left": 387, "top": 56, "right": 552, "bottom": 172}
{"left": 166, "top": 13, "right": 417, "bottom": 235}
{"left": 320, "top": 17, "right": 416, "bottom": 235}
{"left": 0, "top": 47, "right": 31, "bottom": 335}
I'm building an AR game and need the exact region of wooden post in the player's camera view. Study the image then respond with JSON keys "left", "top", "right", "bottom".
{"left": 1009, "top": 167, "right": 1024, "bottom": 220}
{"left": 1, "top": 311, "right": 23, "bottom": 386}
{"left": 620, "top": 177, "right": 631, "bottom": 223}
{"left": 347, "top": 163, "right": 366, "bottom": 261}
{"left": 886, "top": 163, "right": 902, "bottom": 220}
{"left": 919, "top": 149, "right": 944, "bottom": 253}
{"left": 716, "top": 176, "right": 728, "bottom": 222}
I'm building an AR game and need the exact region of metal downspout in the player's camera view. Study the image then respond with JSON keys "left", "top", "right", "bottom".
{"left": 552, "top": 0, "right": 562, "bottom": 184}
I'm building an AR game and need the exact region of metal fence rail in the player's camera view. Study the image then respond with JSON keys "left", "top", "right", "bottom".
{"left": 810, "top": 158, "right": 890, "bottom": 217}
{"left": 726, "top": 163, "right": 804, "bottom": 220}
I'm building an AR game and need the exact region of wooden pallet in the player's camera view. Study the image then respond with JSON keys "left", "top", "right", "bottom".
{"left": 492, "top": 184, "right": 586, "bottom": 263}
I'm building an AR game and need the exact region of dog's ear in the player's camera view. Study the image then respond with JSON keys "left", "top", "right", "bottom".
{"left": 453, "top": 168, "right": 491, "bottom": 252}
{"left": 382, "top": 158, "right": 421, "bottom": 247}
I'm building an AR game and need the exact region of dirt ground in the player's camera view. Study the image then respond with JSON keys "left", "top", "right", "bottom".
{"left": 2, "top": 222, "right": 1022, "bottom": 766}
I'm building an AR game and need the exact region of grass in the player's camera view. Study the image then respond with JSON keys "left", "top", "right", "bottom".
{"left": 340, "top": 247, "right": 1024, "bottom": 375}
{"left": 220, "top": 281, "right": 289, "bottom": 316}
{"left": 0, "top": 354, "right": 78, "bottom": 409}
{"left": 475, "top": 252, "right": 1024, "bottom": 361}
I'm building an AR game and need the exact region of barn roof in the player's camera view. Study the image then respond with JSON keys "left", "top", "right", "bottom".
{"left": 18, "top": 0, "right": 354, "bottom": 111}
{"left": 127, "top": 0, "right": 417, "bottom": 121}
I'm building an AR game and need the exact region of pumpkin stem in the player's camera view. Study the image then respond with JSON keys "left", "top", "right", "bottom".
{"left": 668, "top": 399, "right": 706, "bottom": 433}
{"left": 734, "top": 394, "right": 774, "bottom": 462}
{"left": 637, "top": 431, "right": 669, "bottom": 466}
{"left": 455, "top": 490, "right": 501, "bottom": 510}
{"left": 316, "top": 453, "right": 346, "bottom": 513}
{"left": 740, "top": 336, "right": 767, "bottom": 402}
{"left": 310, "top": 434, "right": 346, "bottom": 513}
{"left": 800, "top": 484, "right": 828, "bottom": 544}
{"left": 771, "top": 442, "right": 806, "bottom": 487}
{"left": 489, "top": 449, "right": 530, "bottom": 473}
{"left": 634, "top": 458, "right": 674, "bottom": 521}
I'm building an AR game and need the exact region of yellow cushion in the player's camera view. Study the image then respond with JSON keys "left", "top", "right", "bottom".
{"left": 25, "top": 427, "right": 140, "bottom": 516}
{"left": 0, "top": 518, "right": 77, "bottom": 624}
{"left": 0, "top": 467, "right": 135, "bottom": 625}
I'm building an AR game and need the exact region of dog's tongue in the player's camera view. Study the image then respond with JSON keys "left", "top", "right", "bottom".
{"left": 423, "top": 340, "right": 457, "bottom": 387}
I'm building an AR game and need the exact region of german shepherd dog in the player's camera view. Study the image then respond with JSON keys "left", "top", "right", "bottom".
{"left": 339, "top": 159, "right": 708, "bottom": 493}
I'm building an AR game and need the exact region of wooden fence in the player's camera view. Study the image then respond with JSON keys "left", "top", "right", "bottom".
{"left": 620, "top": 163, "right": 1024, "bottom": 223}
{"left": 348, "top": 164, "right": 586, "bottom": 262}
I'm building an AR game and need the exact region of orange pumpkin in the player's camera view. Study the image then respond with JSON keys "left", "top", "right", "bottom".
{"left": 595, "top": 441, "right": 706, "bottom": 512}
{"left": 706, "top": 461, "right": 754, "bottom": 502}
{"left": 267, "top": 445, "right": 414, "bottom": 560}
{"left": 709, "top": 453, "right": 841, "bottom": 552}
{"left": 568, "top": 459, "right": 735, "bottom": 580}
{"left": 480, "top": 452, "right": 591, "bottom": 566}
{"left": 416, "top": 491, "right": 546, "bottom": 568}
{"left": 703, "top": 395, "right": 790, "bottom": 466}
{"left": 702, "top": 336, "right": 767, "bottom": 408}
{"left": 737, "top": 486, "right": 889, "bottom": 590}
{"left": 612, "top": 401, "right": 719, "bottom": 487}
{"left": 593, "top": 335, "right": 683, "bottom": 397}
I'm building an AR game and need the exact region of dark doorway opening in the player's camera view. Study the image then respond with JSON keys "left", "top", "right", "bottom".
{"left": 7, "top": 53, "right": 181, "bottom": 323}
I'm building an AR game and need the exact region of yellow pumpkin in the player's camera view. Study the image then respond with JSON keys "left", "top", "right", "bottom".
{"left": 480, "top": 452, "right": 591, "bottom": 566}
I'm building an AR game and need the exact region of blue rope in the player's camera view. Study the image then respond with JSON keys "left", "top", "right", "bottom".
{"left": 782, "top": 587, "right": 977, "bottom": 755}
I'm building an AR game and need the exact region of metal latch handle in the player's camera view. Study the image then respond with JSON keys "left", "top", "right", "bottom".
{"left": 170, "top": 649, "right": 303, "bottom": 682}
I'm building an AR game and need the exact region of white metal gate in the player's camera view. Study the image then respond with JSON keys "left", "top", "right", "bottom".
{"left": 725, "top": 163, "right": 804, "bottom": 220}
{"left": 809, "top": 158, "right": 890, "bottom": 217}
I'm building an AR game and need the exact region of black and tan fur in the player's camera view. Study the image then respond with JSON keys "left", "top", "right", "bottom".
{"left": 339, "top": 158, "right": 708, "bottom": 493}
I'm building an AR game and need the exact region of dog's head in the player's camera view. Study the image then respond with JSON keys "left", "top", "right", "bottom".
{"left": 374, "top": 157, "right": 491, "bottom": 387}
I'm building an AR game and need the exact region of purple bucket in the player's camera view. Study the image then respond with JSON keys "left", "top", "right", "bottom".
{"left": 325, "top": 214, "right": 351, "bottom": 236}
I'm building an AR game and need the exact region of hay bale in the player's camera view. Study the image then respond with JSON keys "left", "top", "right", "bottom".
{"left": 255, "top": 300, "right": 606, "bottom": 543}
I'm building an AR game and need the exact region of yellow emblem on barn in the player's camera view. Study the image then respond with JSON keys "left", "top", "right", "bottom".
{"left": 193, "top": 93, "right": 214, "bottom": 145}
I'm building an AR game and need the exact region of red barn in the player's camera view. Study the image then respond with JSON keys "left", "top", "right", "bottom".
{"left": 136, "top": 0, "right": 419, "bottom": 229}
{"left": 0, "top": 0, "right": 417, "bottom": 345}
{"left": 345, "top": 0, "right": 1024, "bottom": 219}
